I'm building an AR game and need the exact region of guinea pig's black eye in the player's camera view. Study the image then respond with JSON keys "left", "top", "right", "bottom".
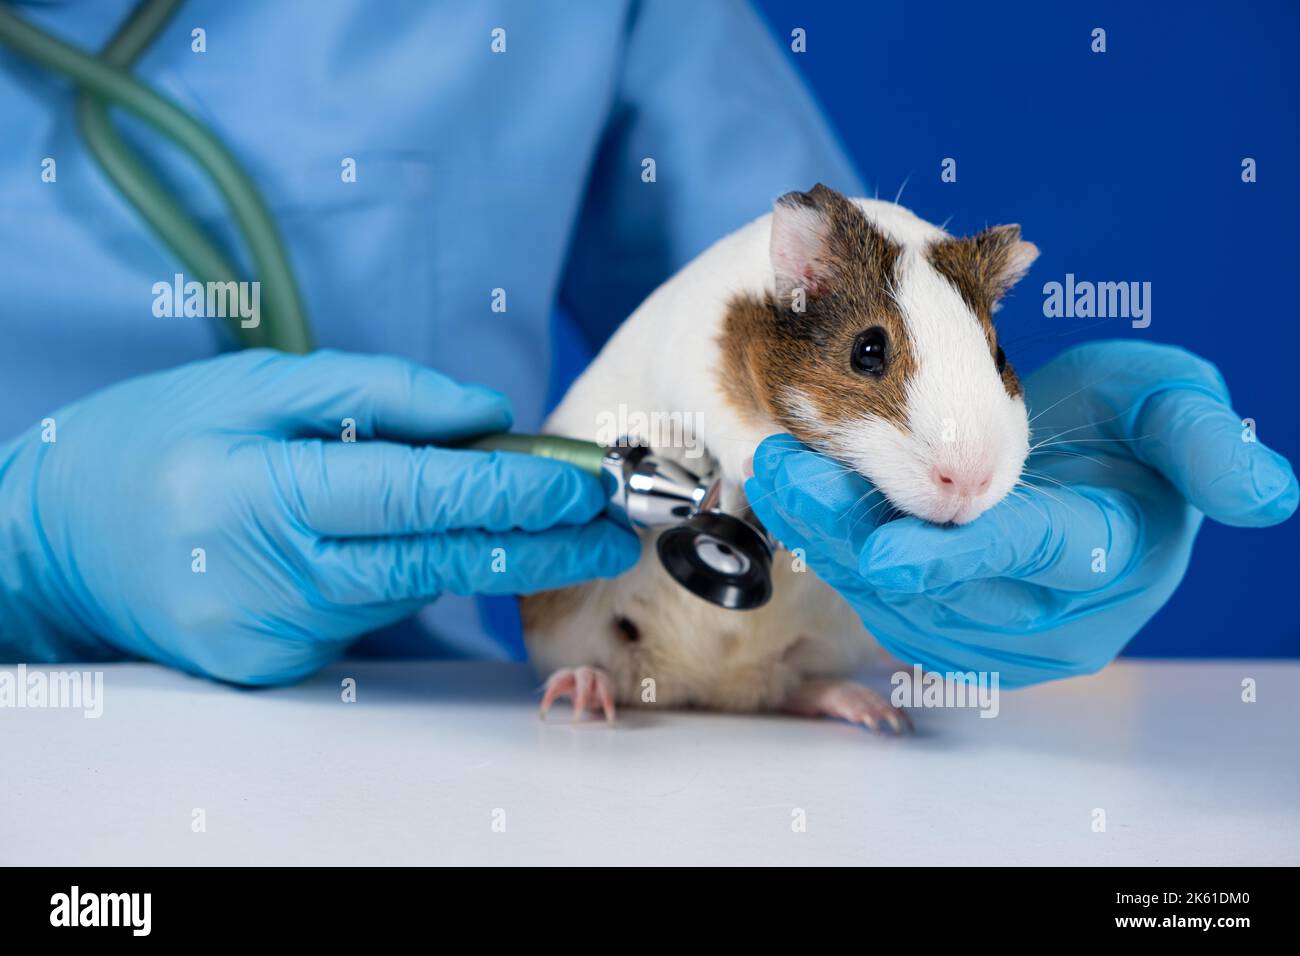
{"left": 851, "top": 327, "right": 888, "bottom": 376}
{"left": 995, "top": 345, "right": 1007, "bottom": 374}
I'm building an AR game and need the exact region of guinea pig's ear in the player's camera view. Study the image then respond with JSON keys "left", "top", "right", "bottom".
{"left": 930, "top": 224, "right": 1039, "bottom": 315}
{"left": 770, "top": 185, "right": 846, "bottom": 303}
{"left": 972, "top": 224, "right": 1039, "bottom": 306}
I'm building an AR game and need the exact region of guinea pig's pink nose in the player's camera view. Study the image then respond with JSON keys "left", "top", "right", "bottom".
{"left": 932, "top": 466, "right": 992, "bottom": 497}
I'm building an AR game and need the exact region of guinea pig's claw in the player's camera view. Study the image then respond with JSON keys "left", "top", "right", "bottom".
{"left": 785, "top": 679, "right": 913, "bottom": 736}
{"left": 539, "top": 666, "right": 616, "bottom": 724}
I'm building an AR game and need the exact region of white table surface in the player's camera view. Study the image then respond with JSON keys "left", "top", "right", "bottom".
{"left": 1, "top": 658, "right": 1296, "bottom": 866}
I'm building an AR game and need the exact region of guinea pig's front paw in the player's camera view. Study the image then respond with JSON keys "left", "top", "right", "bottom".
{"left": 539, "top": 666, "right": 616, "bottom": 724}
{"left": 783, "top": 679, "right": 913, "bottom": 735}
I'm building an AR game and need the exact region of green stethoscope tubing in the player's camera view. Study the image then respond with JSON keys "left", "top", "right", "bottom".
{"left": 0, "top": 0, "right": 312, "bottom": 352}
{"left": 455, "top": 434, "right": 608, "bottom": 477}
{"left": 0, "top": 0, "right": 595, "bottom": 461}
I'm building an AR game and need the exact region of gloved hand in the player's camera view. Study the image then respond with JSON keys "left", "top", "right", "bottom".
{"left": 0, "top": 349, "right": 638, "bottom": 684}
{"left": 744, "top": 340, "right": 1297, "bottom": 687}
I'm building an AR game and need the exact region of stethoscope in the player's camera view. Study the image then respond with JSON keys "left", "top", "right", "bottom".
{"left": 0, "top": 0, "right": 777, "bottom": 611}
{"left": 459, "top": 435, "right": 775, "bottom": 610}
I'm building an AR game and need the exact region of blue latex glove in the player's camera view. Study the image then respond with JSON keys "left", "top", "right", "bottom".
{"left": 744, "top": 340, "right": 1298, "bottom": 687}
{"left": 0, "top": 349, "right": 639, "bottom": 684}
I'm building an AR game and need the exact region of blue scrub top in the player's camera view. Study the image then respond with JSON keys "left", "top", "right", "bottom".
{"left": 0, "top": 0, "right": 863, "bottom": 660}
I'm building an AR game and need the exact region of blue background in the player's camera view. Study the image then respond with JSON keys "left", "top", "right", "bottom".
{"left": 558, "top": 0, "right": 1299, "bottom": 657}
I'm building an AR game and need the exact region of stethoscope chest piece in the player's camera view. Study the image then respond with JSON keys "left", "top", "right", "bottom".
{"left": 597, "top": 441, "right": 774, "bottom": 610}
{"left": 656, "top": 511, "right": 773, "bottom": 611}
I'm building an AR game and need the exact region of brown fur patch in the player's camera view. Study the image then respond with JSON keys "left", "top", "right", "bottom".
{"left": 719, "top": 185, "right": 916, "bottom": 447}
{"left": 926, "top": 225, "right": 1034, "bottom": 398}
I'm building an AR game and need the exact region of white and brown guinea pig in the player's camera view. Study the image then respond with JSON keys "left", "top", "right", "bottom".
{"left": 523, "top": 184, "right": 1037, "bottom": 732}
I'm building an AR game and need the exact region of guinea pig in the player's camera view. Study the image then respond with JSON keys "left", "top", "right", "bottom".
{"left": 522, "top": 184, "right": 1037, "bottom": 732}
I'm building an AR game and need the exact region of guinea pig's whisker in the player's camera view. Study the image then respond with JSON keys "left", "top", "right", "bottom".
{"left": 1021, "top": 481, "right": 1076, "bottom": 505}
{"left": 1013, "top": 496, "right": 1045, "bottom": 516}
{"left": 1028, "top": 396, "right": 1155, "bottom": 448}
{"left": 1016, "top": 479, "right": 1070, "bottom": 511}
{"left": 893, "top": 174, "right": 912, "bottom": 205}
{"left": 1028, "top": 387, "right": 1148, "bottom": 436}
{"left": 999, "top": 318, "right": 1116, "bottom": 354}
{"left": 1026, "top": 375, "right": 1117, "bottom": 425}
{"left": 1020, "top": 470, "right": 1083, "bottom": 499}
{"left": 1028, "top": 449, "right": 1110, "bottom": 467}
{"left": 863, "top": 496, "right": 894, "bottom": 528}
{"left": 1020, "top": 467, "right": 1071, "bottom": 486}
{"left": 1040, "top": 434, "right": 1152, "bottom": 445}
{"left": 845, "top": 493, "right": 894, "bottom": 532}
{"left": 856, "top": 500, "right": 897, "bottom": 530}
{"left": 1029, "top": 434, "right": 1152, "bottom": 454}
{"left": 840, "top": 486, "right": 886, "bottom": 523}
{"left": 1008, "top": 484, "right": 1054, "bottom": 524}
